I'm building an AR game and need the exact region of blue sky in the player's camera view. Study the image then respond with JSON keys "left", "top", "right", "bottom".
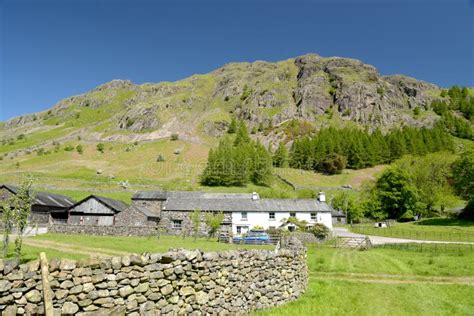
{"left": 1, "top": 0, "right": 473, "bottom": 120}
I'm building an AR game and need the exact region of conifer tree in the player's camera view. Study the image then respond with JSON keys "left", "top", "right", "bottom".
{"left": 228, "top": 118, "right": 237, "bottom": 134}
{"left": 234, "top": 121, "right": 250, "bottom": 146}
{"left": 201, "top": 121, "right": 273, "bottom": 187}
{"left": 251, "top": 141, "right": 273, "bottom": 185}
{"left": 273, "top": 142, "right": 289, "bottom": 168}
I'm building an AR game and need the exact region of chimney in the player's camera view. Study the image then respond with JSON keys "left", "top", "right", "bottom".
{"left": 252, "top": 192, "right": 260, "bottom": 200}
{"left": 318, "top": 192, "right": 326, "bottom": 202}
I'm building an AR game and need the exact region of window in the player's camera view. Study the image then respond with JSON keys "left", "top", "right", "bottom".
{"left": 269, "top": 212, "right": 275, "bottom": 221}
{"left": 172, "top": 220, "right": 182, "bottom": 229}
{"left": 290, "top": 212, "right": 296, "bottom": 218}
{"left": 311, "top": 213, "right": 317, "bottom": 221}
{"left": 236, "top": 226, "right": 248, "bottom": 235}
{"left": 241, "top": 212, "right": 248, "bottom": 221}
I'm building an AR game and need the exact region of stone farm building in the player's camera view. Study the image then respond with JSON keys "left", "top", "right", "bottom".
{"left": 332, "top": 209, "right": 347, "bottom": 225}
{"left": 121, "top": 190, "right": 334, "bottom": 235}
{"left": 33, "top": 188, "right": 335, "bottom": 236}
{"left": 0, "top": 184, "right": 75, "bottom": 224}
{"left": 67, "top": 195, "right": 129, "bottom": 226}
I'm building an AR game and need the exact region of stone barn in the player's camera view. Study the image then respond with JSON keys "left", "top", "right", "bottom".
{"left": 332, "top": 209, "right": 347, "bottom": 225}
{"left": 114, "top": 205, "right": 160, "bottom": 227}
{"left": 0, "top": 184, "right": 75, "bottom": 224}
{"left": 67, "top": 195, "right": 128, "bottom": 226}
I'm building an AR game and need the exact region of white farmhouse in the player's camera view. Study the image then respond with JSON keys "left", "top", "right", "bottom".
{"left": 151, "top": 191, "right": 333, "bottom": 236}
{"left": 231, "top": 192, "right": 332, "bottom": 235}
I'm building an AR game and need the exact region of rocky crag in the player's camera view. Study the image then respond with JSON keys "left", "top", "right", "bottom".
{"left": 2, "top": 54, "right": 441, "bottom": 148}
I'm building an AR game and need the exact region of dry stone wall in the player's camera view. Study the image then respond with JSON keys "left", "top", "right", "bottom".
{"left": 0, "top": 238, "right": 307, "bottom": 315}
{"left": 48, "top": 224, "right": 158, "bottom": 237}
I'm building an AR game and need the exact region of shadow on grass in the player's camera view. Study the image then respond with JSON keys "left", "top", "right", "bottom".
{"left": 415, "top": 218, "right": 474, "bottom": 227}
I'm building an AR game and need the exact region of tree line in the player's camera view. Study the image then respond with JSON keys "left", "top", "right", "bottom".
{"left": 431, "top": 86, "right": 473, "bottom": 139}
{"left": 288, "top": 125, "right": 453, "bottom": 174}
{"left": 331, "top": 151, "right": 473, "bottom": 222}
{"left": 201, "top": 119, "right": 456, "bottom": 185}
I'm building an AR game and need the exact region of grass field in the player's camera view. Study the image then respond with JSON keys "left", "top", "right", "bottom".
{"left": 256, "top": 244, "right": 474, "bottom": 315}
{"left": 5, "top": 234, "right": 474, "bottom": 315}
{"left": 11, "top": 233, "right": 273, "bottom": 262}
{"left": 4, "top": 244, "right": 87, "bottom": 263}
{"left": 275, "top": 165, "right": 386, "bottom": 189}
{"left": 351, "top": 218, "right": 474, "bottom": 242}
{"left": 254, "top": 278, "right": 474, "bottom": 315}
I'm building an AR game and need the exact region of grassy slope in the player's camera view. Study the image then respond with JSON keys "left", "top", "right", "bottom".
{"left": 351, "top": 218, "right": 474, "bottom": 242}
{"left": 1, "top": 133, "right": 388, "bottom": 202}
{"left": 276, "top": 165, "right": 386, "bottom": 189}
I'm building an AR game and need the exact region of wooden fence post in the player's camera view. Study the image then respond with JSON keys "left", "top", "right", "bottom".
{"left": 40, "top": 252, "right": 53, "bottom": 316}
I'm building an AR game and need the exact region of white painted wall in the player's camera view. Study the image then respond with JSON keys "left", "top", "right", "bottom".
{"left": 231, "top": 211, "right": 332, "bottom": 235}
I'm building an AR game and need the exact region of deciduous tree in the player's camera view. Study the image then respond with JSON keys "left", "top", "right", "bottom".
{"left": 205, "top": 211, "right": 224, "bottom": 238}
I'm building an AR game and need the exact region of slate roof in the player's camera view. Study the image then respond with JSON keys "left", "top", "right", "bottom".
{"left": 133, "top": 205, "right": 160, "bottom": 218}
{"left": 1, "top": 184, "right": 75, "bottom": 209}
{"left": 163, "top": 198, "right": 332, "bottom": 213}
{"left": 133, "top": 191, "right": 253, "bottom": 200}
{"left": 93, "top": 196, "right": 129, "bottom": 213}
{"left": 332, "top": 209, "right": 346, "bottom": 217}
{"left": 68, "top": 195, "right": 129, "bottom": 213}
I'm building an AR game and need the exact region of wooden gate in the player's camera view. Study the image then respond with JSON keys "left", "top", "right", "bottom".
{"left": 335, "top": 236, "right": 372, "bottom": 250}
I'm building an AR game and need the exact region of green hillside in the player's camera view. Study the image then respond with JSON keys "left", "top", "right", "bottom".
{"left": 1, "top": 54, "right": 472, "bottom": 203}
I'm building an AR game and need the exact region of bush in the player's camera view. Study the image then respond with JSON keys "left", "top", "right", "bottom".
{"left": 320, "top": 153, "right": 347, "bottom": 174}
{"left": 156, "top": 154, "right": 165, "bottom": 162}
{"left": 311, "top": 223, "right": 330, "bottom": 240}
{"left": 228, "top": 118, "right": 238, "bottom": 134}
{"left": 76, "top": 145, "right": 83, "bottom": 154}
{"left": 413, "top": 107, "right": 421, "bottom": 116}
{"left": 64, "top": 145, "right": 74, "bottom": 152}
{"left": 170, "top": 134, "right": 179, "bottom": 141}
{"left": 459, "top": 199, "right": 474, "bottom": 220}
{"left": 240, "top": 85, "right": 252, "bottom": 101}
{"left": 126, "top": 118, "right": 134, "bottom": 128}
{"left": 96, "top": 143, "right": 105, "bottom": 153}
{"left": 377, "top": 86, "right": 385, "bottom": 96}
